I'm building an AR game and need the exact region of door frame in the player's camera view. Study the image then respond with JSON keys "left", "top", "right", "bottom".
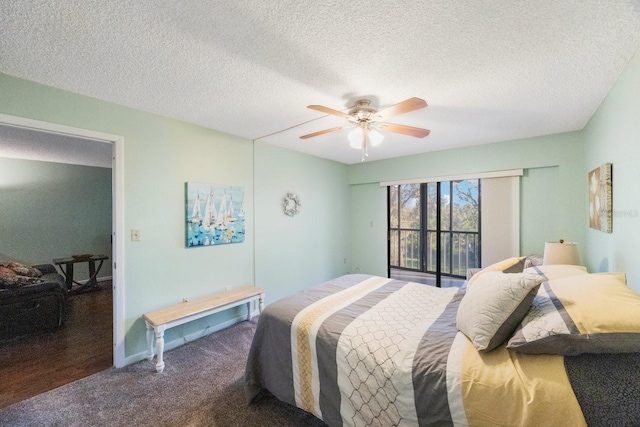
{"left": 387, "top": 180, "right": 482, "bottom": 287}
{"left": 0, "top": 113, "right": 125, "bottom": 368}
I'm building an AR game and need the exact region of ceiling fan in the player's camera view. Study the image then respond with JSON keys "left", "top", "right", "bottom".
{"left": 300, "top": 97, "right": 430, "bottom": 161}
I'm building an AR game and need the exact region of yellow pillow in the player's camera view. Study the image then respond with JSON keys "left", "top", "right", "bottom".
{"left": 523, "top": 264, "right": 588, "bottom": 281}
{"left": 508, "top": 272, "right": 640, "bottom": 355}
{"left": 467, "top": 256, "right": 526, "bottom": 287}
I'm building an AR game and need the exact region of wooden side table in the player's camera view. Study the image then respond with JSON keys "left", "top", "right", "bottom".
{"left": 53, "top": 254, "right": 109, "bottom": 294}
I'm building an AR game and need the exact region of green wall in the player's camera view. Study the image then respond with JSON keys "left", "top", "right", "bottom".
{"left": 1, "top": 45, "right": 637, "bottom": 361}
{"left": 0, "top": 158, "right": 112, "bottom": 279}
{"left": 348, "top": 182, "right": 388, "bottom": 277}
{"left": 584, "top": 49, "right": 640, "bottom": 292}
{"left": 348, "top": 132, "right": 587, "bottom": 275}
{"left": 254, "top": 142, "right": 350, "bottom": 303}
{"left": 0, "top": 73, "right": 256, "bottom": 359}
{"left": 0, "top": 72, "right": 351, "bottom": 361}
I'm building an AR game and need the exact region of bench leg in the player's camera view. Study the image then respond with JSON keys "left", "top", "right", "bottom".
{"left": 145, "top": 321, "right": 155, "bottom": 360}
{"left": 247, "top": 301, "right": 252, "bottom": 321}
{"left": 155, "top": 326, "right": 166, "bottom": 373}
{"left": 259, "top": 293, "right": 264, "bottom": 314}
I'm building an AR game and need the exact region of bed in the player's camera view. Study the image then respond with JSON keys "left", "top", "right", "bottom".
{"left": 245, "top": 258, "right": 640, "bottom": 426}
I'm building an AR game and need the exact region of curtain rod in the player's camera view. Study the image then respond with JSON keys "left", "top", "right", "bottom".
{"left": 380, "top": 169, "right": 523, "bottom": 187}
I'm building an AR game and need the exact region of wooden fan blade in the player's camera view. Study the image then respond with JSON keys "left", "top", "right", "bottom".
{"left": 300, "top": 126, "right": 344, "bottom": 139}
{"left": 379, "top": 122, "right": 430, "bottom": 138}
{"left": 376, "top": 97, "right": 427, "bottom": 121}
{"left": 307, "top": 105, "right": 352, "bottom": 120}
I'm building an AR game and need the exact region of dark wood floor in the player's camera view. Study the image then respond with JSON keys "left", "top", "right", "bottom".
{"left": 0, "top": 281, "right": 113, "bottom": 408}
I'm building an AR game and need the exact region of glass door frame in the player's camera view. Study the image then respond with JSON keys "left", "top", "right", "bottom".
{"left": 388, "top": 180, "right": 481, "bottom": 287}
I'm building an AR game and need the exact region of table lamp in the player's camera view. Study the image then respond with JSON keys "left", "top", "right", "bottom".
{"left": 542, "top": 240, "right": 581, "bottom": 265}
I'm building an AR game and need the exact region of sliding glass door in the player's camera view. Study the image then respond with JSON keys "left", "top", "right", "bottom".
{"left": 426, "top": 180, "right": 481, "bottom": 285}
{"left": 389, "top": 184, "right": 421, "bottom": 270}
{"left": 389, "top": 180, "right": 480, "bottom": 287}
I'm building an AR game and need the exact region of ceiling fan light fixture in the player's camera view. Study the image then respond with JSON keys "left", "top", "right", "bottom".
{"left": 369, "top": 129, "right": 383, "bottom": 147}
{"left": 301, "top": 97, "right": 429, "bottom": 162}
{"left": 348, "top": 127, "right": 384, "bottom": 150}
{"left": 348, "top": 127, "right": 363, "bottom": 149}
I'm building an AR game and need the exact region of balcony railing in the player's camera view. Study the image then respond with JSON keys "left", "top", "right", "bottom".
{"left": 390, "top": 229, "right": 480, "bottom": 277}
{"left": 426, "top": 231, "right": 479, "bottom": 277}
{"left": 390, "top": 229, "right": 420, "bottom": 270}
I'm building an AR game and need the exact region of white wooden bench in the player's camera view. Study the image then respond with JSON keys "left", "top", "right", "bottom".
{"left": 143, "top": 286, "right": 265, "bottom": 373}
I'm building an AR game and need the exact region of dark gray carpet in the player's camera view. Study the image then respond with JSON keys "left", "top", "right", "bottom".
{"left": 565, "top": 352, "right": 640, "bottom": 426}
{"left": 0, "top": 320, "right": 326, "bottom": 427}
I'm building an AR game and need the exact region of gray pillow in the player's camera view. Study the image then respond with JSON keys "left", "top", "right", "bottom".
{"left": 457, "top": 271, "right": 544, "bottom": 351}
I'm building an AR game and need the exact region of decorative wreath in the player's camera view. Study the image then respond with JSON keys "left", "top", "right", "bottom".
{"left": 282, "top": 192, "right": 301, "bottom": 216}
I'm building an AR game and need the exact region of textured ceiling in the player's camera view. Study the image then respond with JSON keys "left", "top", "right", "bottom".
{"left": 1, "top": 1, "right": 639, "bottom": 164}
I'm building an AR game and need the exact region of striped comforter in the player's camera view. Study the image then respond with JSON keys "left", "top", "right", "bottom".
{"left": 244, "top": 274, "right": 585, "bottom": 426}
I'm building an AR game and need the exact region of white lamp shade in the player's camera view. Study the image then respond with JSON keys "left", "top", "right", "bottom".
{"left": 348, "top": 128, "right": 384, "bottom": 149}
{"left": 348, "top": 128, "right": 363, "bottom": 149}
{"left": 543, "top": 241, "right": 581, "bottom": 265}
{"left": 369, "top": 129, "right": 383, "bottom": 146}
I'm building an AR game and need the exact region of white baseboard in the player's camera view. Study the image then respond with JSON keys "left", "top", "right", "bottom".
{"left": 74, "top": 275, "right": 113, "bottom": 285}
{"left": 123, "top": 309, "right": 260, "bottom": 367}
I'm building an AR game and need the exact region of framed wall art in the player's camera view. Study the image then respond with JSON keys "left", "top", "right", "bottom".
{"left": 185, "top": 182, "right": 245, "bottom": 247}
{"left": 588, "top": 163, "right": 612, "bottom": 233}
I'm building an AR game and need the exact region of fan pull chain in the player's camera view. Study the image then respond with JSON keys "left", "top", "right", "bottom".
{"left": 361, "top": 131, "right": 369, "bottom": 162}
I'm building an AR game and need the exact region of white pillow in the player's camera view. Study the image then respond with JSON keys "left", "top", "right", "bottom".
{"left": 457, "top": 271, "right": 544, "bottom": 351}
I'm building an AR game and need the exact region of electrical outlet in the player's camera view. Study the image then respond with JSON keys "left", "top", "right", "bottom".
{"left": 131, "top": 229, "right": 141, "bottom": 242}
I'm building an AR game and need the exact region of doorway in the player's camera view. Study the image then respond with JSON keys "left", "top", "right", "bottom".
{"left": 0, "top": 120, "right": 121, "bottom": 407}
{"left": 0, "top": 114, "right": 125, "bottom": 371}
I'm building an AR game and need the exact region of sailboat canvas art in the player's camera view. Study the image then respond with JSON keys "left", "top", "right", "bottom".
{"left": 186, "top": 182, "right": 245, "bottom": 247}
